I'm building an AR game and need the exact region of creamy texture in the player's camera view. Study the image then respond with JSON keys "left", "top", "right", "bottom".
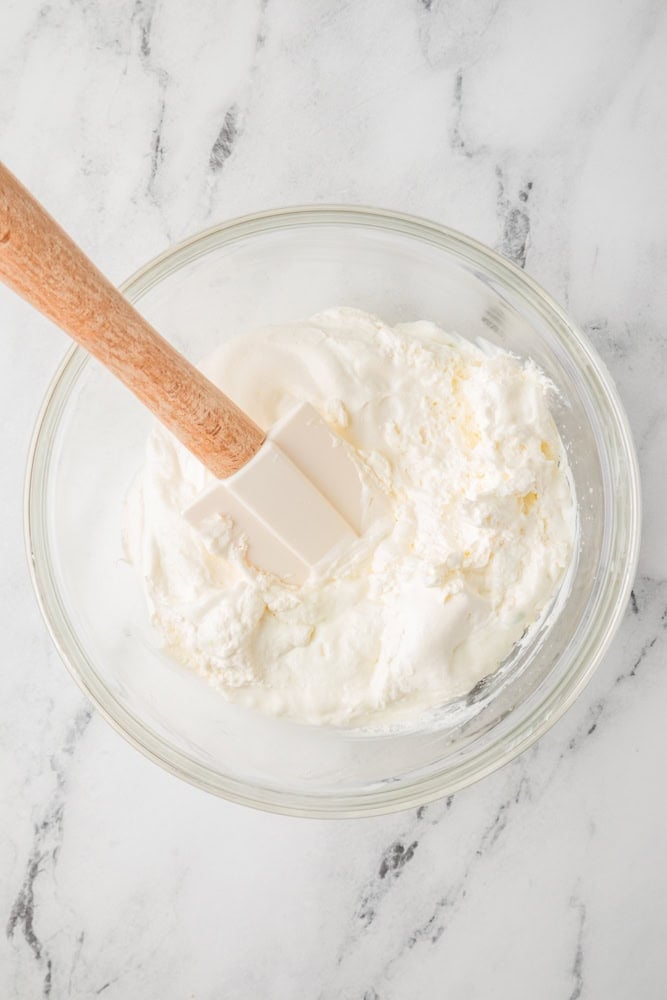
{"left": 124, "top": 309, "right": 576, "bottom": 726}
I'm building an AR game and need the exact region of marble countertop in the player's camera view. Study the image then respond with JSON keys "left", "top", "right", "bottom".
{"left": 1, "top": 1, "right": 665, "bottom": 996}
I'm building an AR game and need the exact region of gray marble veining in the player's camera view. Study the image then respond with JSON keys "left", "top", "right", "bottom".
{"left": 1, "top": 0, "right": 665, "bottom": 996}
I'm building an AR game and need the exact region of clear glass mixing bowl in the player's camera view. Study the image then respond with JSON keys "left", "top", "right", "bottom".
{"left": 25, "top": 207, "right": 640, "bottom": 817}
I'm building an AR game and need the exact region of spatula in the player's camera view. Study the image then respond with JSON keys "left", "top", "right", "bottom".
{"left": 0, "top": 161, "right": 388, "bottom": 583}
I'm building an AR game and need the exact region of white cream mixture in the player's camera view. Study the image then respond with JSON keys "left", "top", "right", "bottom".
{"left": 124, "top": 309, "right": 576, "bottom": 726}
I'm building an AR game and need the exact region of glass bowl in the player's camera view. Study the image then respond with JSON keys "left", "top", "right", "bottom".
{"left": 25, "top": 207, "right": 640, "bottom": 817}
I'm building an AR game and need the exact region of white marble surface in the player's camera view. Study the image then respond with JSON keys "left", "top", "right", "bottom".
{"left": 1, "top": 0, "right": 665, "bottom": 996}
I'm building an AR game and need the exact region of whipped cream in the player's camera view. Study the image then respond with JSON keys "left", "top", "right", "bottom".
{"left": 124, "top": 309, "right": 576, "bottom": 726}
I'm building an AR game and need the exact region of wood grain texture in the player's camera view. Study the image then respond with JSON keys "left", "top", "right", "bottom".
{"left": 0, "top": 161, "right": 265, "bottom": 477}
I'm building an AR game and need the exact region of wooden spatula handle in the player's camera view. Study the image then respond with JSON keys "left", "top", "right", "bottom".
{"left": 0, "top": 161, "right": 264, "bottom": 478}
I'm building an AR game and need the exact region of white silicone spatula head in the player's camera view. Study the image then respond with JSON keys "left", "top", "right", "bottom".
{"left": 185, "top": 401, "right": 390, "bottom": 583}
{"left": 0, "top": 161, "right": 389, "bottom": 583}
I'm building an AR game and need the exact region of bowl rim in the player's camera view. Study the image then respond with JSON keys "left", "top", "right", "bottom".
{"left": 24, "top": 204, "right": 642, "bottom": 818}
